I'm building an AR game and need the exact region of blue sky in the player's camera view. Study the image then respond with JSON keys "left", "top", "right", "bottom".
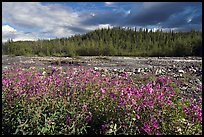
{"left": 2, "top": 2, "right": 202, "bottom": 42}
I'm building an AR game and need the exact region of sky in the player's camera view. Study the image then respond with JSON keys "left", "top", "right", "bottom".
{"left": 2, "top": 2, "right": 202, "bottom": 42}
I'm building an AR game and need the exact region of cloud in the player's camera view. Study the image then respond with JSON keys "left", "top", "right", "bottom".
{"left": 79, "top": 2, "right": 201, "bottom": 32}
{"left": 2, "top": 2, "right": 90, "bottom": 41}
{"left": 98, "top": 24, "right": 113, "bottom": 29}
{"left": 2, "top": 25, "right": 37, "bottom": 42}
{"left": 2, "top": 2, "right": 121, "bottom": 42}
{"left": 171, "top": 24, "right": 202, "bottom": 32}
{"left": 79, "top": 9, "right": 128, "bottom": 26}
{"left": 2, "top": 2, "right": 202, "bottom": 42}
{"left": 2, "top": 25, "right": 17, "bottom": 33}
{"left": 2, "top": 25, "right": 17, "bottom": 42}
{"left": 190, "top": 14, "right": 202, "bottom": 24}
{"left": 151, "top": 3, "right": 202, "bottom": 31}
{"left": 104, "top": 2, "right": 114, "bottom": 6}
{"left": 126, "top": 2, "right": 200, "bottom": 26}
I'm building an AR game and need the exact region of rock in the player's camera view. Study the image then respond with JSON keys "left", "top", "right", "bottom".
{"left": 113, "top": 68, "right": 117, "bottom": 72}
{"left": 180, "top": 86, "right": 188, "bottom": 91}
{"left": 103, "top": 68, "right": 108, "bottom": 73}
{"left": 167, "top": 68, "right": 172, "bottom": 72}
{"left": 141, "top": 68, "right": 145, "bottom": 73}
{"left": 137, "top": 68, "right": 141, "bottom": 73}
{"left": 172, "top": 67, "right": 178, "bottom": 72}
{"left": 173, "top": 74, "right": 179, "bottom": 78}
{"left": 161, "top": 68, "right": 166, "bottom": 74}
{"left": 42, "top": 71, "right": 46, "bottom": 75}
{"left": 29, "top": 66, "right": 36, "bottom": 69}
{"left": 119, "top": 69, "right": 125, "bottom": 73}
{"left": 127, "top": 72, "right": 132, "bottom": 76}
{"left": 3, "top": 66, "right": 8, "bottom": 69}
{"left": 179, "top": 73, "right": 183, "bottom": 77}
{"left": 189, "top": 80, "right": 193, "bottom": 84}
{"left": 135, "top": 68, "right": 141, "bottom": 74}
{"left": 178, "top": 69, "right": 185, "bottom": 73}
{"left": 196, "top": 79, "right": 202, "bottom": 85}
{"left": 155, "top": 68, "right": 162, "bottom": 75}
{"left": 144, "top": 67, "right": 148, "bottom": 72}
{"left": 94, "top": 67, "right": 99, "bottom": 71}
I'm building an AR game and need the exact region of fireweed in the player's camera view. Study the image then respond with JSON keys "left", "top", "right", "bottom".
{"left": 2, "top": 65, "right": 202, "bottom": 135}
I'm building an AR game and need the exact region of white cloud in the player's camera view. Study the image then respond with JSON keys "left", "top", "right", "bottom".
{"left": 2, "top": 25, "right": 16, "bottom": 42}
{"left": 2, "top": 2, "right": 118, "bottom": 42}
{"left": 105, "top": 2, "right": 114, "bottom": 6}
{"left": 187, "top": 17, "right": 192, "bottom": 23}
{"left": 7, "top": 3, "right": 79, "bottom": 32}
{"left": 2, "top": 2, "right": 96, "bottom": 42}
{"left": 2, "top": 25, "right": 38, "bottom": 42}
{"left": 13, "top": 34, "right": 37, "bottom": 42}
{"left": 82, "top": 24, "right": 114, "bottom": 31}
{"left": 2, "top": 25, "right": 17, "bottom": 33}
{"left": 90, "top": 13, "right": 95, "bottom": 17}
{"left": 98, "top": 24, "right": 113, "bottom": 29}
{"left": 104, "top": 2, "right": 118, "bottom": 7}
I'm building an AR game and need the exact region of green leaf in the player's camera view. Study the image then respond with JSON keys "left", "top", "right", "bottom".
{"left": 106, "top": 129, "right": 113, "bottom": 134}
{"left": 114, "top": 124, "right": 117, "bottom": 130}
{"left": 41, "top": 127, "right": 47, "bottom": 133}
{"left": 18, "top": 119, "right": 28, "bottom": 128}
{"left": 22, "top": 130, "right": 27, "bottom": 135}
{"left": 17, "top": 117, "right": 21, "bottom": 124}
{"left": 14, "top": 128, "right": 19, "bottom": 134}
{"left": 51, "top": 125, "right": 55, "bottom": 131}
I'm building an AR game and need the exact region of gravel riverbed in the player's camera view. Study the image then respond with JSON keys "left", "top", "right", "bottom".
{"left": 2, "top": 55, "right": 202, "bottom": 100}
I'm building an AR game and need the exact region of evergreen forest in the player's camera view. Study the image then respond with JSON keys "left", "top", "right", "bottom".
{"left": 2, "top": 27, "right": 202, "bottom": 57}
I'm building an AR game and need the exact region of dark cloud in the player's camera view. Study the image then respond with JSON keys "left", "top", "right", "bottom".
{"left": 126, "top": 2, "right": 200, "bottom": 26}
{"left": 79, "top": 10, "right": 127, "bottom": 26}
{"left": 160, "top": 11, "right": 191, "bottom": 28}
{"left": 67, "top": 26, "right": 88, "bottom": 34}
{"left": 80, "top": 2, "right": 202, "bottom": 32}
{"left": 156, "top": 3, "right": 202, "bottom": 31}
{"left": 173, "top": 24, "right": 202, "bottom": 32}
{"left": 127, "top": 3, "right": 183, "bottom": 26}
{"left": 190, "top": 15, "right": 202, "bottom": 24}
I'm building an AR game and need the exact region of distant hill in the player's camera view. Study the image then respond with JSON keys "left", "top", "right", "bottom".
{"left": 2, "top": 27, "right": 202, "bottom": 57}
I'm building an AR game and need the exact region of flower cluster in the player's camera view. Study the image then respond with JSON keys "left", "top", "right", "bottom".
{"left": 2, "top": 65, "right": 202, "bottom": 135}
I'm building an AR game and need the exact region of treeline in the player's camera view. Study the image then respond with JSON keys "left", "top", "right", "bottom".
{"left": 2, "top": 27, "right": 202, "bottom": 57}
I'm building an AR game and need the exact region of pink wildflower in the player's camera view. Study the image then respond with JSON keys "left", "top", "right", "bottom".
{"left": 156, "top": 131, "right": 161, "bottom": 135}
{"left": 143, "top": 122, "right": 151, "bottom": 133}
{"left": 100, "top": 88, "right": 106, "bottom": 93}
{"left": 136, "top": 114, "right": 140, "bottom": 119}
{"left": 170, "top": 91, "right": 175, "bottom": 96}
{"left": 149, "top": 88, "right": 154, "bottom": 94}
{"left": 152, "top": 120, "right": 159, "bottom": 129}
